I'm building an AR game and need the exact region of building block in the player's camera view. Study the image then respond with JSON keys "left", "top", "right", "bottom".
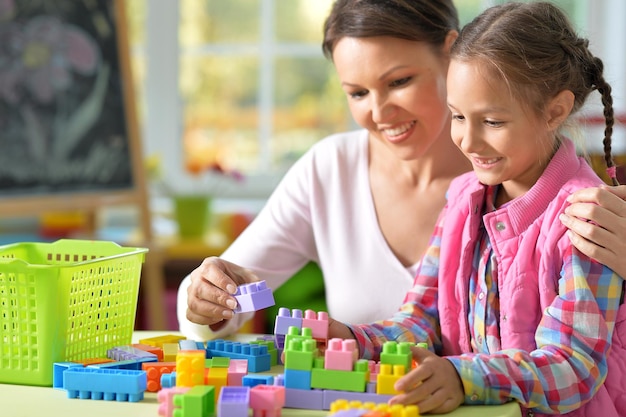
{"left": 249, "top": 384, "right": 286, "bottom": 417}
{"left": 311, "top": 359, "right": 369, "bottom": 393}
{"left": 218, "top": 386, "right": 250, "bottom": 417}
{"left": 87, "top": 357, "right": 155, "bottom": 371}
{"left": 325, "top": 338, "right": 357, "bottom": 371}
{"left": 53, "top": 362, "right": 83, "bottom": 389}
{"left": 284, "top": 337, "right": 317, "bottom": 371}
{"left": 157, "top": 387, "right": 191, "bottom": 417}
{"left": 322, "top": 390, "right": 394, "bottom": 410}
{"left": 283, "top": 326, "right": 314, "bottom": 354}
{"left": 250, "top": 339, "right": 278, "bottom": 366}
{"left": 379, "top": 341, "right": 412, "bottom": 372}
{"left": 227, "top": 359, "right": 248, "bottom": 386}
{"left": 274, "top": 307, "right": 303, "bottom": 337}
{"left": 142, "top": 361, "right": 176, "bottom": 392}
{"left": 376, "top": 364, "right": 405, "bottom": 395}
{"left": 242, "top": 374, "right": 274, "bottom": 388}
{"left": 284, "top": 368, "right": 312, "bottom": 390}
{"left": 234, "top": 280, "right": 275, "bottom": 313}
{"left": 176, "top": 349, "right": 206, "bottom": 387}
{"left": 161, "top": 372, "right": 177, "bottom": 388}
{"left": 133, "top": 343, "right": 164, "bottom": 361}
{"left": 179, "top": 339, "right": 205, "bottom": 351}
{"left": 207, "top": 356, "right": 231, "bottom": 368}
{"left": 206, "top": 339, "right": 271, "bottom": 373}
{"left": 76, "top": 358, "right": 116, "bottom": 366}
{"left": 163, "top": 343, "right": 180, "bottom": 362}
{"left": 63, "top": 367, "right": 146, "bottom": 402}
{"left": 173, "top": 385, "right": 215, "bottom": 417}
{"left": 138, "top": 334, "right": 186, "bottom": 349}
{"left": 206, "top": 366, "right": 229, "bottom": 400}
{"left": 302, "top": 309, "right": 329, "bottom": 340}
{"left": 108, "top": 345, "right": 159, "bottom": 362}
{"left": 329, "top": 399, "right": 420, "bottom": 417}
{"left": 283, "top": 387, "right": 324, "bottom": 410}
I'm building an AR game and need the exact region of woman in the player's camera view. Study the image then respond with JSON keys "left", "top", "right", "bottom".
{"left": 177, "top": 0, "right": 626, "bottom": 342}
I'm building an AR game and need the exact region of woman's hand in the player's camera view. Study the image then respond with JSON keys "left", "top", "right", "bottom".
{"left": 560, "top": 185, "right": 626, "bottom": 276}
{"left": 185, "top": 257, "right": 259, "bottom": 328}
{"left": 389, "top": 346, "right": 464, "bottom": 414}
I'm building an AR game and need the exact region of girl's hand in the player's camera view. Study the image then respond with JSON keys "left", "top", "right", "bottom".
{"left": 185, "top": 257, "right": 259, "bottom": 329}
{"left": 389, "top": 346, "right": 464, "bottom": 414}
{"left": 560, "top": 185, "right": 626, "bottom": 276}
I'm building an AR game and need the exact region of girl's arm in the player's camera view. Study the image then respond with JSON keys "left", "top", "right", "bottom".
{"left": 346, "top": 208, "right": 448, "bottom": 360}
{"left": 447, "top": 247, "right": 623, "bottom": 414}
{"left": 560, "top": 185, "right": 626, "bottom": 277}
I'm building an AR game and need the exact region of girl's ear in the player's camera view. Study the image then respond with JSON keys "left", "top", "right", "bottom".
{"left": 443, "top": 30, "right": 459, "bottom": 54}
{"left": 546, "top": 90, "right": 575, "bottom": 131}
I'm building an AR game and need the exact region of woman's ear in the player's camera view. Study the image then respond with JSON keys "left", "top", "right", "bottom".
{"left": 443, "top": 30, "right": 459, "bottom": 54}
{"left": 546, "top": 89, "right": 575, "bottom": 130}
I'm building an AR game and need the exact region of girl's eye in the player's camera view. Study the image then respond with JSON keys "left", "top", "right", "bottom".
{"left": 451, "top": 114, "right": 465, "bottom": 122}
{"left": 390, "top": 76, "right": 412, "bottom": 87}
{"left": 485, "top": 119, "right": 503, "bottom": 127}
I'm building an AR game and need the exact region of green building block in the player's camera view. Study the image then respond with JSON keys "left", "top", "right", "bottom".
{"left": 173, "top": 385, "right": 215, "bottom": 417}
{"left": 284, "top": 338, "right": 317, "bottom": 371}
{"left": 206, "top": 357, "right": 231, "bottom": 368}
{"left": 310, "top": 359, "right": 369, "bottom": 392}
{"left": 380, "top": 341, "right": 412, "bottom": 372}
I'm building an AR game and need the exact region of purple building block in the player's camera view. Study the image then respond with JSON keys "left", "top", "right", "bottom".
{"left": 284, "top": 387, "right": 324, "bottom": 410}
{"left": 234, "top": 280, "right": 275, "bottom": 313}
{"left": 218, "top": 386, "right": 250, "bottom": 417}
{"left": 274, "top": 307, "right": 303, "bottom": 336}
{"left": 322, "top": 389, "right": 394, "bottom": 410}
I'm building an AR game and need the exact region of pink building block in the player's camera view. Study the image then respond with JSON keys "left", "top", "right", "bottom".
{"left": 227, "top": 359, "right": 248, "bottom": 386}
{"left": 324, "top": 338, "right": 357, "bottom": 371}
{"left": 250, "top": 384, "right": 286, "bottom": 417}
{"left": 157, "top": 386, "right": 191, "bottom": 417}
{"left": 234, "top": 280, "right": 275, "bottom": 313}
{"left": 302, "top": 310, "right": 329, "bottom": 341}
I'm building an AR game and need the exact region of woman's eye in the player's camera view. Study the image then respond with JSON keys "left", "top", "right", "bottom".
{"left": 451, "top": 114, "right": 465, "bottom": 122}
{"left": 485, "top": 120, "right": 503, "bottom": 127}
{"left": 349, "top": 90, "right": 368, "bottom": 99}
{"left": 390, "top": 77, "right": 412, "bottom": 87}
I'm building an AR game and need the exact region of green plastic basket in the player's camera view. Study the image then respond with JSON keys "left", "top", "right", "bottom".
{"left": 0, "top": 239, "right": 148, "bottom": 386}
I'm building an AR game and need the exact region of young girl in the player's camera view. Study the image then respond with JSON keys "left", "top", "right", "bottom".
{"left": 332, "top": 3, "right": 626, "bottom": 416}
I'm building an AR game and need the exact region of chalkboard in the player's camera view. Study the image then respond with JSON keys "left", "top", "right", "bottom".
{"left": 0, "top": 0, "right": 147, "bottom": 216}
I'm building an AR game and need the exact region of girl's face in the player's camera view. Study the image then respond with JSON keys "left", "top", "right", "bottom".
{"left": 332, "top": 36, "right": 454, "bottom": 161}
{"left": 447, "top": 59, "right": 560, "bottom": 203}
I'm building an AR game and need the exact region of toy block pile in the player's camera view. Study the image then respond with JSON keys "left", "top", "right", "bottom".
{"left": 50, "top": 280, "right": 423, "bottom": 416}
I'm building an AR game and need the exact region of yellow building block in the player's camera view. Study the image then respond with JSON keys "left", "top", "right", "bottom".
{"left": 176, "top": 350, "right": 206, "bottom": 387}
{"left": 376, "top": 363, "right": 406, "bottom": 395}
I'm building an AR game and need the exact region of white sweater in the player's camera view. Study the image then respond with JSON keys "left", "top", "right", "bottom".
{"left": 177, "top": 130, "right": 416, "bottom": 341}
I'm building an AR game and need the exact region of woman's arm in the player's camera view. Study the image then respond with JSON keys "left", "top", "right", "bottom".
{"left": 560, "top": 185, "right": 626, "bottom": 276}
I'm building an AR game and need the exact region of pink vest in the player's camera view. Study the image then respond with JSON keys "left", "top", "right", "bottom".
{"left": 438, "top": 140, "right": 626, "bottom": 416}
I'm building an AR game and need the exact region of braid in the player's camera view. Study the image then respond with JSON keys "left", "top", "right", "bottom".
{"left": 592, "top": 59, "right": 620, "bottom": 185}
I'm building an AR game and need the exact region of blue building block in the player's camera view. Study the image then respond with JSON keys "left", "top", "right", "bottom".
{"left": 161, "top": 371, "right": 177, "bottom": 388}
{"left": 53, "top": 362, "right": 83, "bottom": 389}
{"left": 63, "top": 367, "right": 147, "bottom": 402}
{"left": 206, "top": 339, "right": 271, "bottom": 373}
{"left": 218, "top": 386, "right": 250, "bottom": 417}
{"left": 284, "top": 368, "right": 312, "bottom": 390}
{"left": 242, "top": 374, "right": 274, "bottom": 388}
{"left": 233, "top": 280, "right": 275, "bottom": 313}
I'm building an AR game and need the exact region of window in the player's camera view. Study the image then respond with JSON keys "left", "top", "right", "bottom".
{"left": 127, "top": 0, "right": 623, "bottom": 198}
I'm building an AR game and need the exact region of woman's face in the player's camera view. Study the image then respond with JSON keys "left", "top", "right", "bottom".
{"left": 333, "top": 35, "right": 454, "bottom": 161}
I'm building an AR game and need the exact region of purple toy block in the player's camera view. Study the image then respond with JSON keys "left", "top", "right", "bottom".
{"left": 329, "top": 411, "right": 368, "bottom": 417}
{"left": 234, "top": 280, "right": 275, "bottom": 313}
{"left": 107, "top": 345, "right": 159, "bottom": 362}
{"left": 322, "top": 389, "right": 393, "bottom": 410}
{"left": 274, "top": 307, "right": 303, "bottom": 336}
{"left": 218, "top": 386, "right": 250, "bottom": 417}
{"left": 284, "top": 387, "right": 324, "bottom": 410}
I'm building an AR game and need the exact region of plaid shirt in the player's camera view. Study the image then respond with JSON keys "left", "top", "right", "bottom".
{"left": 349, "top": 186, "right": 623, "bottom": 414}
